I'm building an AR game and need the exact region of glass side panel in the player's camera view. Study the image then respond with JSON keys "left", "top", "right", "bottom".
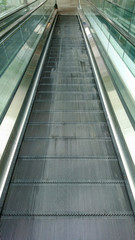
{"left": 0, "top": 0, "right": 37, "bottom": 17}
{"left": 104, "top": 1, "right": 114, "bottom": 20}
{"left": 129, "top": 9, "right": 135, "bottom": 37}
{"left": 94, "top": 13, "right": 103, "bottom": 28}
{"left": 99, "top": 16, "right": 110, "bottom": 39}
{"left": 81, "top": 0, "right": 135, "bottom": 124}
{"left": 4, "top": 28, "right": 24, "bottom": 63}
{"left": 114, "top": 8, "right": 132, "bottom": 32}
{"left": 0, "top": 8, "right": 27, "bottom": 31}
{"left": 109, "top": 25, "right": 126, "bottom": 58}
{"left": 113, "top": 0, "right": 134, "bottom": 12}
{"left": 0, "top": 41, "right": 8, "bottom": 75}
{"left": 0, "top": 0, "right": 55, "bottom": 122}
{"left": 123, "top": 41, "right": 135, "bottom": 76}
{"left": 0, "top": 0, "right": 44, "bottom": 32}
{"left": 20, "top": 14, "right": 42, "bottom": 42}
{"left": 101, "top": 0, "right": 135, "bottom": 38}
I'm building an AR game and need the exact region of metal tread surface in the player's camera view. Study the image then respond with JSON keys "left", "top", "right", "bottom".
{"left": 29, "top": 111, "right": 106, "bottom": 123}
{"left": 11, "top": 158, "right": 123, "bottom": 182}
{"left": 2, "top": 184, "right": 133, "bottom": 215}
{"left": 24, "top": 123, "right": 111, "bottom": 138}
{"left": 18, "top": 138, "right": 116, "bottom": 158}
{"left": 1, "top": 15, "right": 135, "bottom": 239}
{"left": 1, "top": 217, "right": 135, "bottom": 240}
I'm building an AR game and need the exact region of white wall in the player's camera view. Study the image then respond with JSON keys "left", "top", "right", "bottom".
{"left": 57, "top": 0, "right": 78, "bottom": 8}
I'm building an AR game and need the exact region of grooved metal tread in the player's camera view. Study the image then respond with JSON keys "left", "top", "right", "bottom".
{"left": 1, "top": 217, "right": 135, "bottom": 240}
{"left": 24, "top": 123, "right": 110, "bottom": 138}
{"left": 1, "top": 15, "right": 135, "bottom": 240}
{"left": 12, "top": 158, "right": 123, "bottom": 182}
{"left": 2, "top": 184, "right": 133, "bottom": 215}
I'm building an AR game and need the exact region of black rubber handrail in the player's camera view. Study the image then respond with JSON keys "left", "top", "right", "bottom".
{"left": 0, "top": 0, "right": 51, "bottom": 39}
{"left": 86, "top": 0, "right": 135, "bottom": 47}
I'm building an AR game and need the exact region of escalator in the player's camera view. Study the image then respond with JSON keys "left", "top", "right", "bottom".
{"left": 1, "top": 15, "right": 135, "bottom": 239}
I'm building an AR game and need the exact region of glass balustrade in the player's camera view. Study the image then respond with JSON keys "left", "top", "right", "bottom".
{"left": 0, "top": 0, "right": 37, "bottom": 17}
{"left": 0, "top": 0, "right": 55, "bottom": 122}
{"left": 0, "top": 0, "right": 47, "bottom": 32}
{"left": 81, "top": 0, "right": 135, "bottom": 125}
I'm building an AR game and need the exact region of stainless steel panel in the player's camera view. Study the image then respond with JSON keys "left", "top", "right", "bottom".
{"left": 12, "top": 159, "right": 123, "bottom": 182}
{"left": 3, "top": 184, "right": 132, "bottom": 215}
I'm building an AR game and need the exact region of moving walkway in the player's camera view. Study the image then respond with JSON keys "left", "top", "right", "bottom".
{"left": 0, "top": 7, "right": 135, "bottom": 240}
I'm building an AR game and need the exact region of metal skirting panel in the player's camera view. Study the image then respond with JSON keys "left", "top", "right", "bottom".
{"left": 1, "top": 16, "right": 135, "bottom": 239}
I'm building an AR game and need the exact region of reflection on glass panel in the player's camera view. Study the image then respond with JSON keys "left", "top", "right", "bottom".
{"left": 82, "top": 1, "right": 135, "bottom": 76}
{"left": 83, "top": 0, "right": 135, "bottom": 33}
{"left": 125, "top": 41, "right": 135, "bottom": 62}
{"left": 0, "top": 8, "right": 26, "bottom": 31}
{"left": 118, "top": 0, "right": 134, "bottom": 12}
{"left": 102, "top": 0, "right": 135, "bottom": 37}
{"left": 1, "top": 7, "right": 44, "bottom": 75}
{"left": 81, "top": 0, "right": 135, "bottom": 123}
{"left": 0, "top": 28, "right": 23, "bottom": 76}
{"left": 92, "top": 13, "right": 102, "bottom": 27}
{"left": 99, "top": 16, "right": 110, "bottom": 38}
{"left": 129, "top": 10, "right": 135, "bottom": 37}
{"left": 110, "top": 35, "right": 124, "bottom": 58}
{"left": 0, "top": 41, "right": 8, "bottom": 75}
{"left": 104, "top": 1, "right": 114, "bottom": 19}
{"left": 105, "top": 0, "right": 134, "bottom": 12}
{"left": 123, "top": 41, "right": 135, "bottom": 75}
{"left": 21, "top": 14, "right": 42, "bottom": 42}
{"left": 0, "top": 0, "right": 55, "bottom": 121}
{"left": 114, "top": 8, "right": 131, "bottom": 31}
{"left": 121, "top": 10, "right": 132, "bottom": 30}
{"left": 110, "top": 25, "right": 126, "bottom": 53}
{"left": 102, "top": 23, "right": 110, "bottom": 38}
{"left": 4, "top": 28, "right": 23, "bottom": 58}
{"left": 0, "top": 0, "right": 45, "bottom": 33}
{"left": 90, "top": 0, "right": 105, "bottom": 9}
{"left": 0, "top": 0, "right": 23, "bottom": 15}
{"left": 0, "top": 0, "right": 36, "bottom": 15}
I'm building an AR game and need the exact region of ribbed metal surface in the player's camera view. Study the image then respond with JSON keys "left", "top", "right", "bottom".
{"left": 12, "top": 158, "right": 123, "bottom": 182}
{"left": 18, "top": 139, "right": 116, "bottom": 158}
{"left": 25, "top": 123, "right": 110, "bottom": 138}
{"left": 29, "top": 111, "right": 106, "bottom": 122}
{"left": 1, "top": 217, "right": 135, "bottom": 240}
{"left": 1, "top": 15, "right": 135, "bottom": 239}
{"left": 3, "top": 184, "right": 133, "bottom": 216}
